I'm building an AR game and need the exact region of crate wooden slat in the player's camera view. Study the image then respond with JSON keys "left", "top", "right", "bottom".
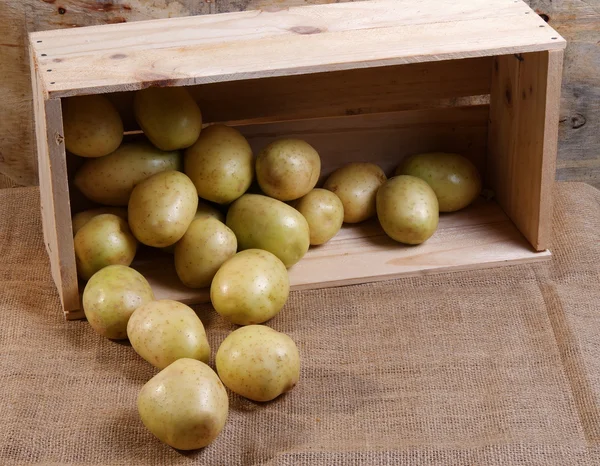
{"left": 30, "top": 0, "right": 564, "bottom": 98}
{"left": 28, "top": 0, "right": 566, "bottom": 319}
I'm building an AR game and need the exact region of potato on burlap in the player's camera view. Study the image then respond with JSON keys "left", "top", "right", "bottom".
{"left": 127, "top": 300, "right": 210, "bottom": 369}
{"left": 138, "top": 359, "right": 228, "bottom": 450}
{"left": 216, "top": 325, "right": 300, "bottom": 402}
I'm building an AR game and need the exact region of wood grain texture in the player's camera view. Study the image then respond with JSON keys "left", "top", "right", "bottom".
{"left": 30, "top": 47, "right": 79, "bottom": 313}
{"left": 488, "top": 51, "right": 563, "bottom": 251}
{"left": 0, "top": 0, "right": 596, "bottom": 188}
{"left": 528, "top": 0, "right": 600, "bottom": 189}
{"left": 29, "top": 0, "right": 564, "bottom": 98}
{"left": 105, "top": 198, "right": 550, "bottom": 321}
{"left": 237, "top": 105, "right": 490, "bottom": 182}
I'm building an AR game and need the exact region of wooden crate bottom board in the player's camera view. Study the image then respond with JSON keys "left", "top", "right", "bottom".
{"left": 66, "top": 199, "right": 551, "bottom": 320}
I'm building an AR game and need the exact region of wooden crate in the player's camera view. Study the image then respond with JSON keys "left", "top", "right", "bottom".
{"left": 29, "top": 0, "right": 565, "bottom": 320}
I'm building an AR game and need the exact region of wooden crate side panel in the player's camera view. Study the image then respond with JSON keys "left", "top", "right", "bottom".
{"left": 29, "top": 0, "right": 565, "bottom": 98}
{"left": 110, "top": 57, "right": 492, "bottom": 130}
{"left": 30, "top": 50, "right": 79, "bottom": 312}
{"left": 236, "top": 105, "right": 489, "bottom": 182}
{"left": 488, "top": 50, "right": 563, "bottom": 251}
{"left": 191, "top": 58, "right": 492, "bottom": 126}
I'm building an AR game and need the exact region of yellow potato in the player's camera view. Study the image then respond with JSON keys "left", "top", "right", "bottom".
{"left": 216, "top": 325, "right": 300, "bottom": 402}
{"left": 72, "top": 207, "right": 128, "bottom": 235}
{"left": 74, "top": 214, "right": 137, "bottom": 280}
{"left": 184, "top": 124, "right": 254, "bottom": 204}
{"left": 226, "top": 194, "right": 310, "bottom": 267}
{"left": 194, "top": 200, "right": 225, "bottom": 223}
{"left": 396, "top": 152, "right": 482, "bottom": 212}
{"left": 63, "top": 95, "right": 123, "bottom": 158}
{"left": 295, "top": 188, "right": 344, "bottom": 245}
{"left": 128, "top": 171, "right": 198, "bottom": 248}
{"left": 376, "top": 175, "right": 439, "bottom": 245}
{"left": 134, "top": 87, "right": 202, "bottom": 150}
{"left": 256, "top": 139, "right": 321, "bottom": 201}
{"left": 82, "top": 265, "right": 154, "bottom": 340}
{"left": 138, "top": 359, "right": 228, "bottom": 450}
{"left": 175, "top": 217, "right": 237, "bottom": 289}
{"left": 127, "top": 300, "right": 210, "bottom": 369}
{"left": 160, "top": 200, "right": 224, "bottom": 254}
{"left": 323, "top": 162, "right": 387, "bottom": 223}
{"left": 210, "top": 249, "right": 289, "bottom": 325}
{"left": 73, "top": 140, "right": 181, "bottom": 206}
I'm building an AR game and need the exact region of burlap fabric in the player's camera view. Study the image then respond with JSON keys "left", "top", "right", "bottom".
{"left": 1, "top": 182, "right": 599, "bottom": 465}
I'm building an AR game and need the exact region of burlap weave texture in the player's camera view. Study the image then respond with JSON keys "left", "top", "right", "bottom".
{"left": 0, "top": 182, "right": 599, "bottom": 465}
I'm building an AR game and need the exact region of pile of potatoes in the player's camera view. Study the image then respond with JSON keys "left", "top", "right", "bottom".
{"left": 65, "top": 87, "right": 482, "bottom": 450}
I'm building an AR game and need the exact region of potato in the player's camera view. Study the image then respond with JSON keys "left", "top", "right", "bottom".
{"left": 396, "top": 152, "right": 482, "bottom": 212}
{"left": 72, "top": 207, "right": 127, "bottom": 235}
{"left": 175, "top": 217, "right": 237, "bottom": 289}
{"left": 74, "top": 214, "right": 137, "bottom": 280}
{"left": 184, "top": 124, "right": 253, "bottom": 204}
{"left": 127, "top": 300, "right": 210, "bottom": 369}
{"left": 73, "top": 140, "right": 181, "bottom": 206}
{"left": 256, "top": 139, "right": 321, "bottom": 201}
{"left": 160, "top": 200, "right": 225, "bottom": 254}
{"left": 134, "top": 87, "right": 202, "bottom": 151}
{"left": 376, "top": 175, "right": 439, "bottom": 245}
{"left": 226, "top": 194, "right": 310, "bottom": 267}
{"left": 194, "top": 200, "right": 225, "bottom": 223}
{"left": 63, "top": 95, "right": 123, "bottom": 158}
{"left": 211, "top": 249, "right": 289, "bottom": 325}
{"left": 216, "top": 325, "right": 300, "bottom": 402}
{"left": 295, "top": 188, "right": 344, "bottom": 245}
{"left": 82, "top": 265, "right": 154, "bottom": 339}
{"left": 138, "top": 358, "right": 228, "bottom": 450}
{"left": 323, "top": 162, "right": 386, "bottom": 223}
{"left": 128, "top": 171, "right": 198, "bottom": 248}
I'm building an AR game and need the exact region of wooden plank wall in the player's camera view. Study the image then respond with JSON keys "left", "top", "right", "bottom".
{"left": 0, "top": 0, "right": 598, "bottom": 188}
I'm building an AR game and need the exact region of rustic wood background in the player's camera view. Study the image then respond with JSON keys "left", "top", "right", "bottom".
{"left": 1, "top": 0, "right": 598, "bottom": 188}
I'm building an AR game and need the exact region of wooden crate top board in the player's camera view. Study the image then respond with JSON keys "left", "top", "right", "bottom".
{"left": 30, "top": 0, "right": 565, "bottom": 99}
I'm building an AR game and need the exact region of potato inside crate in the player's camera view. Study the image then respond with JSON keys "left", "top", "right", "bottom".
{"left": 65, "top": 56, "right": 547, "bottom": 308}
{"left": 30, "top": 0, "right": 565, "bottom": 318}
